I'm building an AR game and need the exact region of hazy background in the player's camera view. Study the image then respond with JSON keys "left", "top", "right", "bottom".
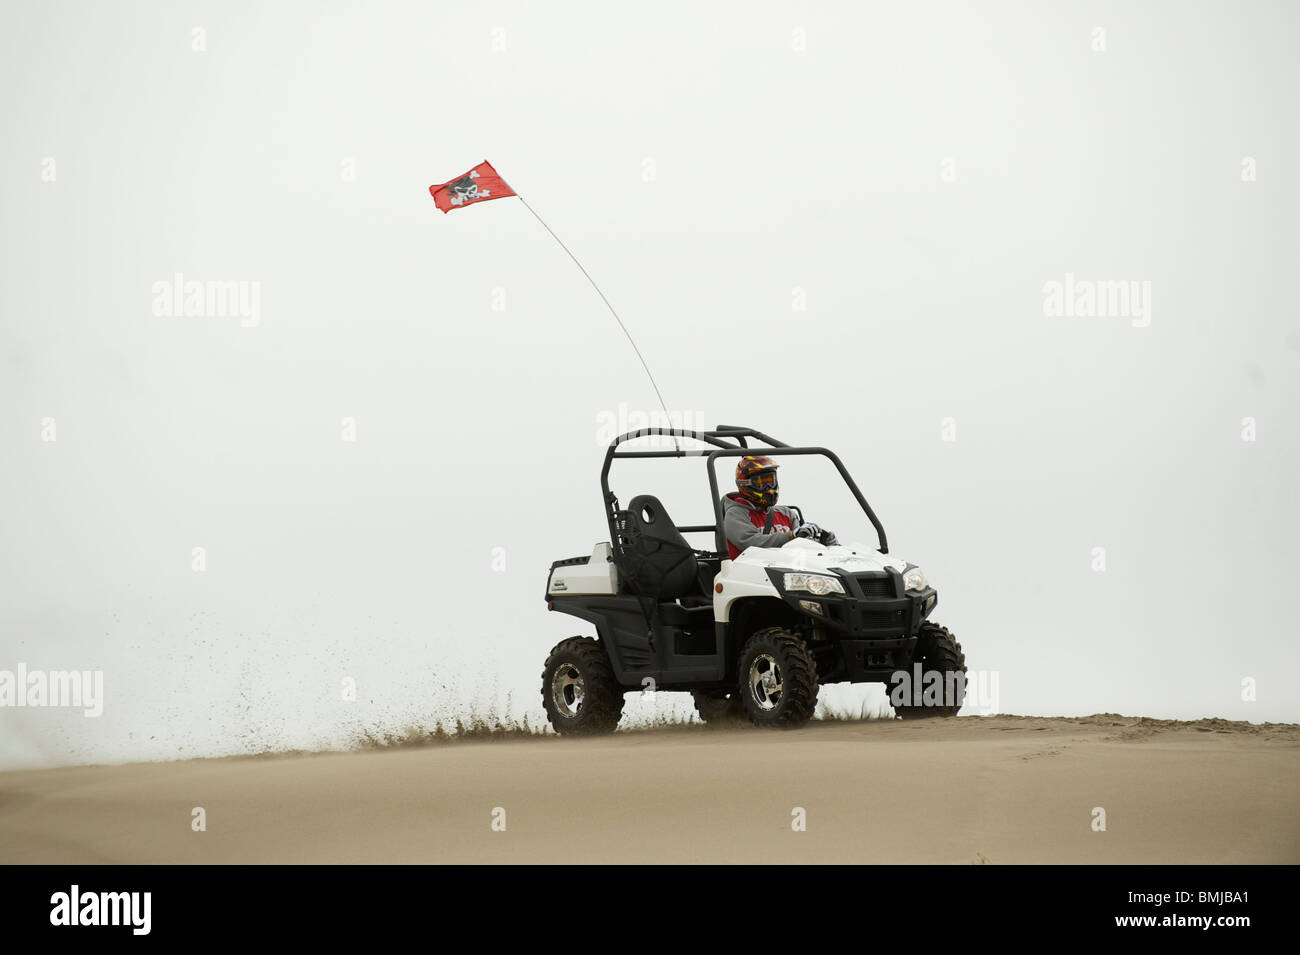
{"left": 2, "top": 1, "right": 1297, "bottom": 769}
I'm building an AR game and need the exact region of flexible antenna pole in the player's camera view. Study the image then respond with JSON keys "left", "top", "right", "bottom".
{"left": 510, "top": 192, "right": 680, "bottom": 453}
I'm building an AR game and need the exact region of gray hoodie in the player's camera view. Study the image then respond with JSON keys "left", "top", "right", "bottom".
{"left": 721, "top": 493, "right": 803, "bottom": 557}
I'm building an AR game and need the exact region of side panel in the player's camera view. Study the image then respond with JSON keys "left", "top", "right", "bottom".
{"left": 549, "top": 595, "right": 726, "bottom": 687}
{"left": 546, "top": 543, "right": 618, "bottom": 596}
{"left": 549, "top": 595, "right": 650, "bottom": 683}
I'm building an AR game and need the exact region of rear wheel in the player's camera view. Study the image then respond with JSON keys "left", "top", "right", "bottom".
{"left": 691, "top": 689, "right": 744, "bottom": 724}
{"left": 738, "top": 627, "right": 819, "bottom": 728}
{"left": 891, "top": 622, "right": 966, "bottom": 719}
{"left": 541, "top": 637, "right": 625, "bottom": 735}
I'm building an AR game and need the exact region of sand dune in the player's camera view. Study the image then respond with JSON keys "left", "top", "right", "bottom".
{"left": 1, "top": 714, "right": 1296, "bottom": 864}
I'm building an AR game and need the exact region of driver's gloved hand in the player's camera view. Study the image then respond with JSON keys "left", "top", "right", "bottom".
{"left": 819, "top": 528, "right": 839, "bottom": 546}
{"left": 794, "top": 523, "right": 822, "bottom": 540}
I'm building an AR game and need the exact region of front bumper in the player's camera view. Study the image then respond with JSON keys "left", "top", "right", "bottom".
{"left": 766, "top": 567, "right": 938, "bottom": 681}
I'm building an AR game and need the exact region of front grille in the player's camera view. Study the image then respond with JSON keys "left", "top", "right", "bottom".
{"left": 860, "top": 610, "right": 906, "bottom": 629}
{"left": 856, "top": 575, "right": 896, "bottom": 598}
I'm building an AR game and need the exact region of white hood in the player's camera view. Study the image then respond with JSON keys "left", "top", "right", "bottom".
{"left": 732, "top": 538, "right": 908, "bottom": 575}
{"left": 713, "top": 539, "right": 911, "bottom": 621}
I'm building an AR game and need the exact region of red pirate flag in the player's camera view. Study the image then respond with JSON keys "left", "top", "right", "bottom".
{"left": 428, "top": 160, "right": 515, "bottom": 213}
{"left": 426, "top": 158, "right": 681, "bottom": 451}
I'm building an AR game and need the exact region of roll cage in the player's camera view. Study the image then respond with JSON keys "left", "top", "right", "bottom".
{"left": 599, "top": 424, "right": 890, "bottom": 557}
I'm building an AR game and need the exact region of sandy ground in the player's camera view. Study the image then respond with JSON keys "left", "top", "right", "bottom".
{"left": 1, "top": 714, "right": 1296, "bottom": 864}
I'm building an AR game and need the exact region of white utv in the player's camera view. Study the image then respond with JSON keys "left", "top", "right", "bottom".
{"left": 541, "top": 426, "right": 966, "bottom": 733}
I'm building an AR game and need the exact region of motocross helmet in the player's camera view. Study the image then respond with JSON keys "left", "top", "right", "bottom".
{"left": 735, "top": 455, "right": 779, "bottom": 509}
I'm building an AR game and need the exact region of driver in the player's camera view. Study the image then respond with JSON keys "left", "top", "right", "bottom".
{"left": 721, "top": 456, "right": 837, "bottom": 560}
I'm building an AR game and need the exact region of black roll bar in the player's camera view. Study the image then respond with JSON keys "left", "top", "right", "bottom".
{"left": 599, "top": 425, "right": 889, "bottom": 557}
{"left": 704, "top": 446, "right": 888, "bottom": 555}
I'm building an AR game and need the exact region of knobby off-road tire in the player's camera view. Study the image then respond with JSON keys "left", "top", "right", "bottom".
{"left": 738, "top": 627, "right": 819, "bottom": 728}
{"left": 541, "top": 636, "right": 625, "bottom": 735}
{"left": 892, "top": 622, "right": 966, "bottom": 719}
{"left": 691, "top": 689, "right": 745, "bottom": 724}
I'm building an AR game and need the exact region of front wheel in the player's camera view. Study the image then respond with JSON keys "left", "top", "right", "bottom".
{"left": 738, "top": 628, "right": 819, "bottom": 728}
{"left": 891, "top": 622, "right": 966, "bottom": 719}
{"left": 541, "top": 636, "right": 625, "bottom": 735}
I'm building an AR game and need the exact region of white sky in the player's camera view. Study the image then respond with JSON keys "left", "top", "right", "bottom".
{"left": 2, "top": 1, "right": 1297, "bottom": 768}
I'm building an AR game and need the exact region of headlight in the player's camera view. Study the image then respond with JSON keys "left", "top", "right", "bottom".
{"left": 903, "top": 567, "right": 928, "bottom": 592}
{"left": 783, "top": 573, "right": 844, "bottom": 595}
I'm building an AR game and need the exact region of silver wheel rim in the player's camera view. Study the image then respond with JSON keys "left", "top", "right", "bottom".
{"left": 552, "top": 663, "right": 584, "bottom": 718}
{"left": 748, "top": 653, "right": 783, "bottom": 711}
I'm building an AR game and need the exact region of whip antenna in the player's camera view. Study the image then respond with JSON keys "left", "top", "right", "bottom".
{"left": 430, "top": 161, "right": 681, "bottom": 452}
{"left": 513, "top": 195, "right": 680, "bottom": 453}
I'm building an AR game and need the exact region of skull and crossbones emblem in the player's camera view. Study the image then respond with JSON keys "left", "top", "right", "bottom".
{"left": 447, "top": 170, "right": 491, "bottom": 206}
